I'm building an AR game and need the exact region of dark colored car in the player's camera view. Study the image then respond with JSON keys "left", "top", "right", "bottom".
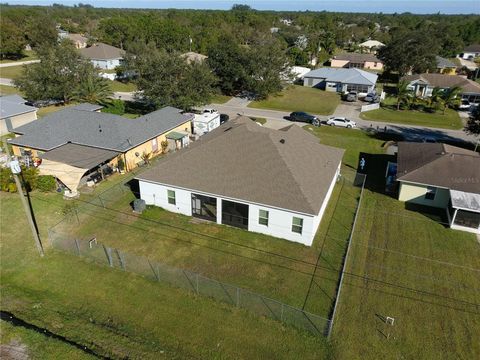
{"left": 287, "top": 112, "right": 320, "bottom": 126}
{"left": 220, "top": 114, "right": 230, "bottom": 124}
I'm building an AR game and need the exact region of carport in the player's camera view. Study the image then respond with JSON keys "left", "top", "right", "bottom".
{"left": 39, "top": 143, "right": 118, "bottom": 195}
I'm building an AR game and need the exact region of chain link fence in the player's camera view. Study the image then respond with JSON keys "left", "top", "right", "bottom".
{"left": 48, "top": 230, "right": 332, "bottom": 336}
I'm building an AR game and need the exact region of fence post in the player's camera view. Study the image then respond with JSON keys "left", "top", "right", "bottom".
{"left": 103, "top": 245, "right": 113, "bottom": 267}
{"left": 116, "top": 249, "right": 126, "bottom": 271}
{"left": 99, "top": 196, "right": 106, "bottom": 209}
{"left": 74, "top": 239, "right": 81, "bottom": 256}
{"left": 148, "top": 259, "right": 159, "bottom": 281}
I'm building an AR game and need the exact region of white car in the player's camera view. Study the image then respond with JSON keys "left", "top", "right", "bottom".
{"left": 326, "top": 116, "right": 357, "bottom": 128}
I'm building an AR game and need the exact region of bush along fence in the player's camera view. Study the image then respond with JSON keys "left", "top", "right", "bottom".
{"left": 48, "top": 230, "right": 332, "bottom": 336}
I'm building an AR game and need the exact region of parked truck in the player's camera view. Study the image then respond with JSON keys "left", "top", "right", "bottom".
{"left": 192, "top": 109, "right": 221, "bottom": 136}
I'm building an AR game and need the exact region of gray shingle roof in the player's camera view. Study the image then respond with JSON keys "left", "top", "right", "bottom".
{"left": 137, "top": 117, "right": 344, "bottom": 215}
{"left": 70, "top": 103, "right": 104, "bottom": 112}
{"left": 10, "top": 106, "right": 193, "bottom": 152}
{"left": 1, "top": 96, "right": 37, "bottom": 120}
{"left": 397, "top": 142, "right": 480, "bottom": 194}
{"left": 402, "top": 73, "right": 480, "bottom": 94}
{"left": 79, "top": 43, "right": 125, "bottom": 60}
{"left": 303, "top": 68, "right": 378, "bottom": 86}
{"left": 435, "top": 56, "right": 457, "bottom": 69}
{"left": 40, "top": 143, "right": 118, "bottom": 169}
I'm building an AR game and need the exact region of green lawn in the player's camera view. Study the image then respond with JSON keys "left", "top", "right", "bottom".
{"left": 249, "top": 85, "right": 340, "bottom": 115}
{"left": 0, "top": 50, "right": 37, "bottom": 64}
{"left": 250, "top": 117, "right": 267, "bottom": 125}
{"left": 0, "top": 65, "right": 27, "bottom": 80}
{"left": 360, "top": 97, "right": 463, "bottom": 130}
{"left": 0, "top": 85, "right": 24, "bottom": 96}
{"left": 332, "top": 190, "right": 480, "bottom": 359}
{"left": 210, "top": 94, "right": 232, "bottom": 104}
{"left": 108, "top": 80, "right": 137, "bottom": 92}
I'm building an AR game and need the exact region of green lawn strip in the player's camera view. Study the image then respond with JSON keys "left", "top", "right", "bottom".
{"left": 0, "top": 85, "right": 24, "bottom": 96}
{"left": 331, "top": 191, "right": 480, "bottom": 359}
{"left": 360, "top": 104, "right": 463, "bottom": 130}
{"left": 108, "top": 80, "right": 137, "bottom": 92}
{"left": 1, "top": 192, "right": 331, "bottom": 359}
{"left": 249, "top": 117, "right": 267, "bottom": 125}
{"left": 0, "top": 65, "right": 27, "bottom": 80}
{"left": 0, "top": 321, "right": 95, "bottom": 360}
{"left": 210, "top": 94, "right": 232, "bottom": 104}
{"left": 249, "top": 85, "right": 340, "bottom": 115}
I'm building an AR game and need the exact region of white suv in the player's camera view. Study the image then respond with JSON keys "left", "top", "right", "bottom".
{"left": 326, "top": 116, "right": 357, "bottom": 128}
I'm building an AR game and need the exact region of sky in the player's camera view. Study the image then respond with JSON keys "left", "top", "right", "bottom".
{"left": 3, "top": 0, "right": 480, "bottom": 14}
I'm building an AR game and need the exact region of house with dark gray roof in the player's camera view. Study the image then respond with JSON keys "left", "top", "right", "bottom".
{"left": 303, "top": 68, "right": 378, "bottom": 96}
{"left": 137, "top": 116, "right": 344, "bottom": 245}
{"left": 0, "top": 95, "right": 38, "bottom": 135}
{"left": 79, "top": 42, "right": 125, "bottom": 70}
{"left": 397, "top": 142, "right": 480, "bottom": 234}
{"left": 402, "top": 73, "right": 480, "bottom": 104}
{"left": 9, "top": 105, "right": 193, "bottom": 195}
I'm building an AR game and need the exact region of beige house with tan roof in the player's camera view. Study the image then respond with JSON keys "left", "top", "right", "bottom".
{"left": 397, "top": 142, "right": 480, "bottom": 234}
{"left": 331, "top": 53, "right": 383, "bottom": 71}
{"left": 137, "top": 117, "right": 345, "bottom": 245}
{"left": 79, "top": 42, "right": 125, "bottom": 70}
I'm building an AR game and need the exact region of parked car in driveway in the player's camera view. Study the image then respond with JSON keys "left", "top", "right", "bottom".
{"left": 458, "top": 99, "right": 471, "bottom": 111}
{"left": 287, "top": 112, "right": 320, "bottom": 126}
{"left": 326, "top": 116, "right": 357, "bottom": 128}
{"left": 364, "top": 93, "right": 380, "bottom": 103}
{"left": 344, "top": 91, "right": 358, "bottom": 102}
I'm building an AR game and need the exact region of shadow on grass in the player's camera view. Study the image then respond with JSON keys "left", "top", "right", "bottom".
{"left": 404, "top": 203, "right": 449, "bottom": 225}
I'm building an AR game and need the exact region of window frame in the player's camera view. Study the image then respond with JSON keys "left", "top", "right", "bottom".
{"left": 292, "top": 217, "right": 303, "bottom": 234}
{"left": 258, "top": 209, "right": 269, "bottom": 226}
{"left": 167, "top": 189, "right": 176, "bottom": 205}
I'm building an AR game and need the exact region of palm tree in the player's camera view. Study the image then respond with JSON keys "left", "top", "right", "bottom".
{"left": 396, "top": 80, "right": 412, "bottom": 110}
{"left": 441, "top": 86, "right": 462, "bottom": 115}
{"left": 72, "top": 73, "right": 113, "bottom": 105}
{"left": 428, "top": 87, "right": 444, "bottom": 111}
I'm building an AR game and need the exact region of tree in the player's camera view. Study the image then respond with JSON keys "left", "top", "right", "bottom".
{"left": 465, "top": 106, "right": 480, "bottom": 136}
{"left": 396, "top": 80, "right": 413, "bottom": 110}
{"left": 207, "top": 36, "right": 248, "bottom": 95}
{"left": 129, "top": 48, "right": 217, "bottom": 109}
{"left": 245, "top": 38, "right": 292, "bottom": 99}
{"left": 71, "top": 65, "right": 113, "bottom": 104}
{"left": 14, "top": 40, "right": 94, "bottom": 102}
{"left": 0, "top": 18, "right": 27, "bottom": 59}
{"left": 378, "top": 28, "right": 439, "bottom": 76}
{"left": 441, "top": 86, "right": 461, "bottom": 115}
{"left": 25, "top": 15, "right": 58, "bottom": 50}
{"left": 428, "top": 87, "right": 444, "bottom": 111}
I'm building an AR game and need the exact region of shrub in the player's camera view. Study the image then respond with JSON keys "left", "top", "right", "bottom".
{"left": 102, "top": 99, "right": 125, "bottom": 115}
{"left": 117, "top": 156, "right": 125, "bottom": 171}
{"left": 36, "top": 175, "right": 56, "bottom": 192}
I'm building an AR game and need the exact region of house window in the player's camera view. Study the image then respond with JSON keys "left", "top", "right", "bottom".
{"left": 292, "top": 217, "right": 303, "bottom": 234}
{"left": 425, "top": 186, "right": 436, "bottom": 200}
{"left": 259, "top": 209, "right": 269, "bottom": 226}
{"left": 167, "top": 190, "right": 176, "bottom": 205}
{"left": 346, "top": 84, "right": 369, "bottom": 93}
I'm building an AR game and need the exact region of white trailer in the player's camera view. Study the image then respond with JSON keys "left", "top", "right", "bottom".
{"left": 193, "top": 109, "right": 221, "bottom": 136}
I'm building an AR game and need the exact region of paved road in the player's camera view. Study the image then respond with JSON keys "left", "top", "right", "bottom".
{"left": 0, "top": 60, "right": 40, "bottom": 68}
{"left": 211, "top": 99, "right": 478, "bottom": 144}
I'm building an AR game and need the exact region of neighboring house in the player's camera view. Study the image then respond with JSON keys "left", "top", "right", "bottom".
{"left": 181, "top": 52, "right": 208, "bottom": 64}
{"left": 280, "top": 18, "right": 292, "bottom": 26}
{"left": 402, "top": 73, "right": 480, "bottom": 104}
{"left": 67, "top": 33, "right": 88, "bottom": 49}
{"left": 0, "top": 95, "right": 38, "bottom": 135}
{"left": 303, "top": 68, "right": 378, "bottom": 96}
{"left": 331, "top": 53, "right": 383, "bottom": 71}
{"left": 359, "top": 40, "right": 385, "bottom": 53}
{"left": 396, "top": 142, "right": 480, "bottom": 234}
{"left": 435, "top": 56, "right": 457, "bottom": 75}
{"left": 79, "top": 43, "right": 125, "bottom": 70}
{"left": 459, "top": 44, "right": 480, "bottom": 60}
{"left": 9, "top": 105, "right": 193, "bottom": 195}
{"left": 137, "top": 116, "right": 344, "bottom": 246}
{"left": 290, "top": 66, "right": 312, "bottom": 81}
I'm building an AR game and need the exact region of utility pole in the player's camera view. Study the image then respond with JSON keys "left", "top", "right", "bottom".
{"left": 2, "top": 135, "right": 44, "bottom": 257}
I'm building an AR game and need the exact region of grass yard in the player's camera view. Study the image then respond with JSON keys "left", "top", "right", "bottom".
{"left": 0, "top": 85, "right": 24, "bottom": 96}
{"left": 360, "top": 96, "right": 463, "bottom": 130}
{"left": 0, "top": 65, "right": 26, "bottom": 80}
{"left": 210, "top": 94, "right": 232, "bottom": 104}
{"left": 249, "top": 85, "right": 340, "bottom": 115}
{"left": 332, "top": 190, "right": 480, "bottom": 359}
{"left": 108, "top": 80, "right": 137, "bottom": 92}
{"left": 1, "top": 190, "right": 334, "bottom": 359}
